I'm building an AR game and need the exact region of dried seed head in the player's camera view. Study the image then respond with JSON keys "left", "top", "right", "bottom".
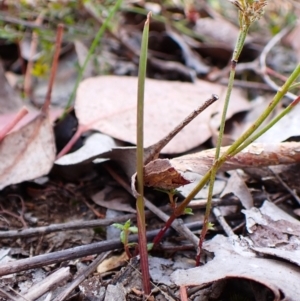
{"left": 229, "top": 0, "right": 268, "bottom": 25}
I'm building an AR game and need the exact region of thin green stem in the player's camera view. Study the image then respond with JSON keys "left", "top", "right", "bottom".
{"left": 136, "top": 12, "right": 151, "bottom": 295}
{"left": 197, "top": 26, "right": 249, "bottom": 265}
{"left": 61, "top": 0, "right": 123, "bottom": 119}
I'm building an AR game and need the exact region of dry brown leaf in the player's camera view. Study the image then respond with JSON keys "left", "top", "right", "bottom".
{"left": 0, "top": 114, "right": 56, "bottom": 189}
{"left": 144, "top": 142, "right": 300, "bottom": 189}
{"left": 75, "top": 76, "right": 250, "bottom": 154}
{"left": 143, "top": 159, "right": 190, "bottom": 190}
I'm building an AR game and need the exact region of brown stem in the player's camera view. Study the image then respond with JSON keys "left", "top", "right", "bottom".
{"left": 24, "top": 13, "right": 44, "bottom": 99}
{"left": 42, "top": 24, "right": 64, "bottom": 114}
{"left": 0, "top": 107, "right": 28, "bottom": 141}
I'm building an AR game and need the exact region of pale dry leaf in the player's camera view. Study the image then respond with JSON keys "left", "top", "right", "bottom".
{"left": 171, "top": 234, "right": 300, "bottom": 301}
{"left": 260, "top": 200, "right": 300, "bottom": 223}
{"left": 55, "top": 133, "right": 117, "bottom": 166}
{"left": 97, "top": 252, "right": 129, "bottom": 274}
{"left": 221, "top": 170, "right": 253, "bottom": 209}
{"left": 75, "top": 76, "right": 250, "bottom": 154}
{"left": 0, "top": 114, "right": 56, "bottom": 189}
{"left": 194, "top": 16, "right": 252, "bottom": 48}
{"left": 257, "top": 103, "right": 300, "bottom": 143}
{"left": 179, "top": 172, "right": 226, "bottom": 199}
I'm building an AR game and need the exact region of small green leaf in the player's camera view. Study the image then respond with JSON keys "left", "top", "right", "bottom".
{"left": 147, "top": 243, "right": 154, "bottom": 251}
{"left": 112, "top": 223, "right": 125, "bottom": 230}
{"left": 120, "top": 231, "right": 125, "bottom": 244}
{"left": 207, "top": 222, "right": 215, "bottom": 230}
{"left": 123, "top": 219, "right": 132, "bottom": 230}
{"left": 184, "top": 207, "right": 194, "bottom": 215}
{"left": 128, "top": 226, "right": 138, "bottom": 234}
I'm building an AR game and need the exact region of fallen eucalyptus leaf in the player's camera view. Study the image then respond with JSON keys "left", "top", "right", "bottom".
{"left": 75, "top": 76, "right": 249, "bottom": 154}
{"left": 0, "top": 114, "right": 56, "bottom": 189}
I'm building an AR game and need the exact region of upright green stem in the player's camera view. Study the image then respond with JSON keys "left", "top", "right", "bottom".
{"left": 136, "top": 12, "right": 151, "bottom": 295}
{"left": 196, "top": 22, "right": 250, "bottom": 264}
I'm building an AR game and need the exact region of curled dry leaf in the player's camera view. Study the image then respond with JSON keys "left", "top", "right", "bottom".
{"left": 75, "top": 76, "right": 250, "bottom": 154}
{"left": 171, "top": 234, "right": 300, "bottom": 301}
{"left": 55, "top": 133, "right": 117, "bottom": 166}
{"left": 0, "top": 114, "right": 56, "bottom": 189}
{"left": 144, "top": 142, "right": 300, "bottom": 189}
{"left": 144, "top": 158, "right": 190, "bottom": 190}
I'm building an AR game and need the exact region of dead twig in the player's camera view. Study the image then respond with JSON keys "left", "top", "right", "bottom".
{"left": 0, "top": 195, "right": 28, "bottom": 229}
{"left": 212, "top": 207, "right": 235, "bottom": 237}
{"left": 16, "top": 267, "right": 71, "bottom": 301}
{"left": 259, "top": 26, "right": 296, "bottom": 100}
{"left": 52, "top": 252, "right": 110, "bottom": 301}
{"left": 0, "top": 212, "right": 139, "bottom": 239}
{"left": 269, "top": 167, "right": 300, "bottom": 205}
{"left": 0, "top": 227, "right": 174, "bottom": 277}
{"left": 42, "top": 24, "right": 64, "bottom": 114}
{"left": 23, "top": 13, "right": 44, "bottom": 100}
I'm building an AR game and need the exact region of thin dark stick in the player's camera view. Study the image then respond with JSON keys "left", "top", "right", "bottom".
{"left": 0, "top": 228, "right": 164, "bottom": 277}
{"left": 269, "top": 167, "right": 300, "bottom": 205}
{"left": 41, "top": 24, "right": 64, "bottom": 114}
{"left": 0, "top": 213, "right": 138, "bottom": 239}
{"left": 0, "top": 221, "right": 204, "bottom": 277}
{"left": 0, "top": 187, "right": 241, "bottom": 241}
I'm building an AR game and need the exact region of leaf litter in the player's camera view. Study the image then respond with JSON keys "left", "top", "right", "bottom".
{"left": 1, "top": 2, "right": 300, "bottom": 301}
